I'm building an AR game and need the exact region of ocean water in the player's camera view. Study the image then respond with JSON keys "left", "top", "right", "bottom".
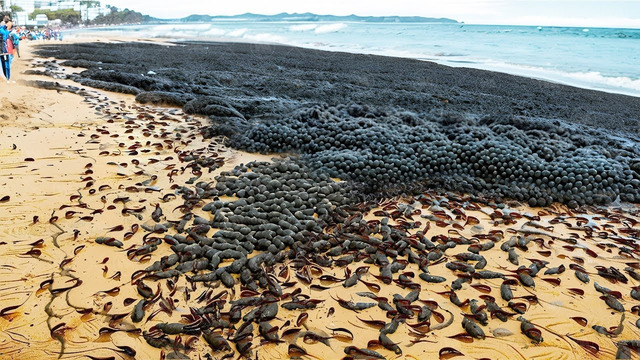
{"left": 67, "top": 22, "right": 640, "bottom": 97}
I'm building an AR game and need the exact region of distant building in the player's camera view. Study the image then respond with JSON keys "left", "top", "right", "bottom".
{"left": 9, "top": 0, "right": 37, "bottom": 13}
{"left": 15, "top": 11, "right": 29, "bottom": 24}
{"left": 34, "top": 12, "right": 47, "bottom": 25}
{"left": 38, "top": 0, "right": 80, "bottom": 12}
{"left": 81, "top": 4, "right": 109, "bottom": 21}
{"left": 5, "top": 0, "right": 112, "bottom": 25}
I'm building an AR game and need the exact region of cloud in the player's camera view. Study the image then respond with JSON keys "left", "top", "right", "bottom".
{"left": 511, "top": 16, "right": 640, "bottom": 28}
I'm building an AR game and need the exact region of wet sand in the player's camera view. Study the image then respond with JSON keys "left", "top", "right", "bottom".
{"left": 1, "top": 39, "right": 640, "bottom": 360}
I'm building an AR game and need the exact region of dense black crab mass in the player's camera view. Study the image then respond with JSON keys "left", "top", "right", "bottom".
{"left": 227, "top": 104, "right": 640, "bottom": 207}
{"left": 22, "top": 57, "right": 640, "bottom": 360}
{"left": 33, "top": 41, "right": 640, "bottom": 207}
{"left": 146, "top": 159, "right": 353, "bottom": 287}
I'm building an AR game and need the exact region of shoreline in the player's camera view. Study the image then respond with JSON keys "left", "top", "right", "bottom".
{"left": 0, "top": 38, "right": 639, "bottom": 360}
{"left": 33, "top": 38, "right": 640, "bottom": 137}
{"left": 32, "top": 38, "right": 640, "bottom": 209}
{"left": 62, "top": 23, "right": 640, "bottom": 98}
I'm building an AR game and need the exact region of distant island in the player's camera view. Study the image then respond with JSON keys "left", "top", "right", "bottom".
{"left": 170, "top": 12, "right": 458, "bottom": 23}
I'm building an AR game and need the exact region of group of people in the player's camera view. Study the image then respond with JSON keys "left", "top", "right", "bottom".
{"left": 26, "top": 28, "right": 63, "bottom": 41}
{"left": 0, "top": 16, "right": 19, "bottom": 83}
{"left": 0, "top": 17, "right": 64, "bottom": 83}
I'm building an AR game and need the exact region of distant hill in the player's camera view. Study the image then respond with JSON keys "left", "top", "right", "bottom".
{"left": 176, "top": 12, "right": 458, "bottom": 23}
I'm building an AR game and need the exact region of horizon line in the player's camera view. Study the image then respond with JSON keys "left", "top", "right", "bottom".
{"left": 141, "top": 12, "right": 640, "bottom": 30}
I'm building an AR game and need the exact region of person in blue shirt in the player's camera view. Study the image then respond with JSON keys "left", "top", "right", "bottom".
{"left": 0, "top": 19, "right": 14, "bottom": 81}
{"left": 10, "top": 29, "right": 19, "bottom": 58}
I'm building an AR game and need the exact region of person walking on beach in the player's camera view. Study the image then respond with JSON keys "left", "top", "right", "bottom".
{"left": 0, "top": 19, "right": 16, "bottom": 82}
{"left": 10, "top": 28, "right": 20, "bottom": 58}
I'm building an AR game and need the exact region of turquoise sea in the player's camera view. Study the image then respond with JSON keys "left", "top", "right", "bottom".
{"left": 68, "top": 22, "right": 640, "bottom": 96}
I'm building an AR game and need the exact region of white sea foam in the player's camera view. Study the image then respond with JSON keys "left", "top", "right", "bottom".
{"left": 290, "top": 40, "right": 640, "bottom": 97}
{"left": 438, "top": 59, "right": 640, "bottom": 97}
{"left": 63, "top": 23, "right": 640, "bottom": 98}
{"left": 227, "top": 28, "right": 248, "bottom": 37}
{"left": 289, "top": 24, "right": 318, "bottom": 32}
{"left": 314, "top": 23, "right": 347, "bottom": 34}
{"left": 149, "top": 23, "right": 210, "bottom": 33}
{"left": 563, "top": 71, "right": 640, "bottom": 92}
{"left": 201, "top": 27, "right": 226, "bottom": 36}
{"left": 243, "top": 33, "right": 287, "bottom": 43}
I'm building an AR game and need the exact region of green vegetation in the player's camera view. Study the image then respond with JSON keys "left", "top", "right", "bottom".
{"left": 1, "top": 2, "right": 151, "bottom": 26}
{"left": 30, "top": 9, "right": 81, "bottom": 24}
{"left": 91, "top": 8, "right": 149, "bottom": 25}
{"left": 79, "top": 0, "right": 100, "bottom": 7}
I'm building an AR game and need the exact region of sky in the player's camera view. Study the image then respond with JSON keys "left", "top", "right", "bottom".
{"left": 106, "top": 0, "right": 640, "bottom": 28}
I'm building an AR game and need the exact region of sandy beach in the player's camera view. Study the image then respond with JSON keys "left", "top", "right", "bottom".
{"left": 1, "top": 38, "right": 640, "bottom": 360}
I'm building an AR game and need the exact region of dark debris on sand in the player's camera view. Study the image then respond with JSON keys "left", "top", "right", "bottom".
{"left": 23, "top": 61, "right": 640, "bottom": 360}
{"left": 33, "top": 42, "right": 640, "bottom": 207}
